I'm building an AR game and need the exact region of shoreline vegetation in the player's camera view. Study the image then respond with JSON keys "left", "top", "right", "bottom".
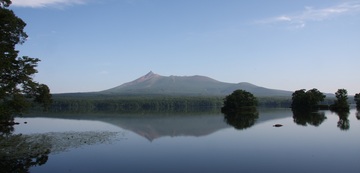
{"left": 35, "top": 93, "right": 355, "bottom": 113}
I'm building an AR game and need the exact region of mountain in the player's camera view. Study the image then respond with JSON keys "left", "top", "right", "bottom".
{"left": 100, "top": 71, "right": 293, "bottom": 97}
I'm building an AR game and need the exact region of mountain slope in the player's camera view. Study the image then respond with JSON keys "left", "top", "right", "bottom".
{"left": 100, "top": 71, "right": 293, "bottom": 97}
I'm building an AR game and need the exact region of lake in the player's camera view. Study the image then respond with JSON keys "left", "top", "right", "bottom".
{"left": 3, "top": 108, "right": 360, "bottom": 173}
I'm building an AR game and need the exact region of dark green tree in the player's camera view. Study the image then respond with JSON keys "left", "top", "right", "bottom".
{"left": 0, "top": 0, "right": 11, "bottom": 7}
{"left": 0, "top": 1, "right": 52, "bottom": 123}
{"left": 291, "top": 88, "right": 326, "bottom": 111}
{"left": 291, "top": 89, "right": 306, "bottom": 109}
{"left": 354, "top": 93, "right": 360, "bottom": 109}
{"left": 330, "top": 89, "right": 349, "bottom": 112}
{"left": 221, "top": 90, "right": 257, "bottom": 113}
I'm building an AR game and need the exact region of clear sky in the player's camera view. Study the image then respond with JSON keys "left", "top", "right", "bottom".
{"left": 10, "top": 0, "right": 360, "bottom": 94}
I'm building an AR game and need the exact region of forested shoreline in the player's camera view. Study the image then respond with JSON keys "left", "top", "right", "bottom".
{"left": 48, "top": 95, "right": 224, "bottom": 113}
{"left": 35, "top": 94, "right": 351, "bottom": 113}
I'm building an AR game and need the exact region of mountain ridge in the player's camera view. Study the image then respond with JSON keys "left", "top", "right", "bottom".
{"left": 100, "top": 71, "right": 293, "bottom": 97}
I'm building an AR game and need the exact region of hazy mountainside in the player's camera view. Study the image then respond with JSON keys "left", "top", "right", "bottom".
{"left": 100, "top": 71, "right": 293, "bottom": 97}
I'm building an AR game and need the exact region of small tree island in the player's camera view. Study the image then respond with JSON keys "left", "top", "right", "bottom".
{"left": 330, "top": 89, "right": 350, "bottom": 112}
{"left": 291, "top": 88, "right": 326, "bottom": 112}
{"left": 221, "top": 90, "right": 259, "bottom": 130}
{"left": 221, "top": 90, "right": 258, "bottom": 113}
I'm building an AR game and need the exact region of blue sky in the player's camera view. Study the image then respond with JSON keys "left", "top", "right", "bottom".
{"left": 10, "top": 0, "right": 360, "bottom": 94}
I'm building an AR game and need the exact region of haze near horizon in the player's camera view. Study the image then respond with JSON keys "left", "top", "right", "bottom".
{"left": 11, "top": 0, "right": 360, "bottom": 95}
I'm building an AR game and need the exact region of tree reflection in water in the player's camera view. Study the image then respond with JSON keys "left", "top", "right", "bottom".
{"left": 223, "top": 110, "right": 259, "bottom": 130}
{"left": 333, "top": 111, "right": 350, "bottom": 131}
{"left": 292, "top": 110, "right": 327, "bottom": 127}
{"left": 356, "top": 108, "right": 360, "bottom": 120}
{"left": 1, "top": 116, "right": 45, "bottom": 172}
{"left": 0, "top": 117, "right": 121, "bottom": 173}
{"left": 0, "top": 127, "right": 51, "bottom": 173}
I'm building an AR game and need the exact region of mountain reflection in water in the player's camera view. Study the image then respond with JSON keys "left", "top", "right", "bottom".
{"left": 22, "top": 109, "right": 294, "bottom": 141}
{"left": 5, "top": 108, "right": 360, "bottom": 173}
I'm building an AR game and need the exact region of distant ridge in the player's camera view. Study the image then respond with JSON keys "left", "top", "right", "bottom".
{"left": 100, "top": 71, "right": 293, "bottom": 97}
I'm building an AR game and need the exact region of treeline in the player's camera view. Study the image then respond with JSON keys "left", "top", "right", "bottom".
{"left": 257, "top": 97, "right": 291, "bottom": 108}
{"left": 47, "top": 95, "right": 295, "bottom": 113}
{"left": 40, "top": 93, "right": 356, "bottom": 113}
{"left": 49, "top": 96, "right": 224, "bottom": 113}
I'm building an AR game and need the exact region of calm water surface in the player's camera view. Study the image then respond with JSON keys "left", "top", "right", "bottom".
{"left": 9, "top": 109, "right": 360, "bottom": 173}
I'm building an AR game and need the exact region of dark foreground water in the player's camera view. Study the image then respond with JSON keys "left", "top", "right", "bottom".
{"left": 5, "top": 108, "right": 360, "bottom": 173}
